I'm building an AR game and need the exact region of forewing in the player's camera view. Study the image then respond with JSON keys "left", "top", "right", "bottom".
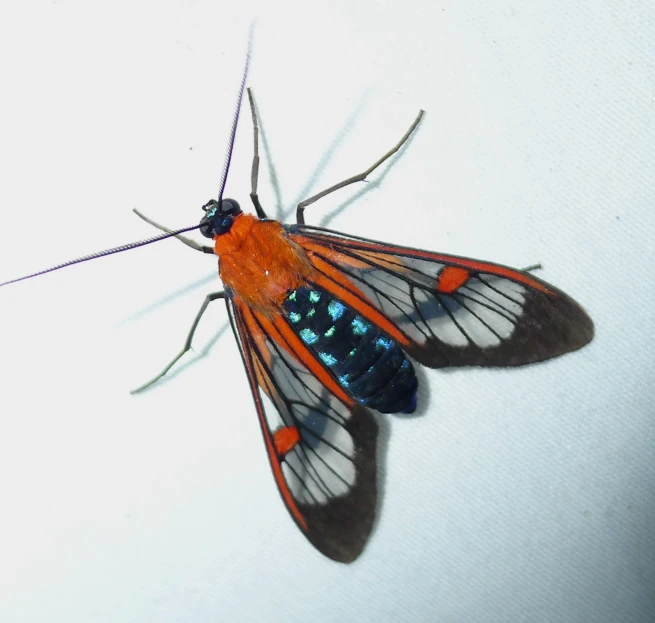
{"left": 226, "top": 292, "right": 378, "bottom": 563}
{"left": 288, "top": 226, "right": 594, "bottom": 368}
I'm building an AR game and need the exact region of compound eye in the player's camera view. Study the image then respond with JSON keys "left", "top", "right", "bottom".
{"left": 221, "top": 198, "right": 242, "bottom": 216}
{"left": 199, "top": 215, "right": 214, "bottom": 238}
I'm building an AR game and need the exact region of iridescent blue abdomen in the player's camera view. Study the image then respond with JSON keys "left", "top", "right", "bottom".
{"left": 282, "top": 286, "right": 417, "bottom": 413}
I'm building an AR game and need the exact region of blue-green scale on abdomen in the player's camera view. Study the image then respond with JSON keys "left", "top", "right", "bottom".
{"left": 282, "top": 286, "right": 417, "bottom": 413}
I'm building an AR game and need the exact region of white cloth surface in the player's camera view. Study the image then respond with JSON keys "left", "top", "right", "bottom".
{"left": 0, "top": 2, "right": 652, "bottom": 622}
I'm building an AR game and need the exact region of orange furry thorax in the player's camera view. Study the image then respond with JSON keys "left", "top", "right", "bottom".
{"left": 214, "top": 213, "right": 315, "bottom": 315}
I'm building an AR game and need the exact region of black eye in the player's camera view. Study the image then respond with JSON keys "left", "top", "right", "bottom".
{"left": 199, "top": 216, "right": 215, "bottom": 238}
{"left": 199, "top": 198, "right": 242, "bottom": 238}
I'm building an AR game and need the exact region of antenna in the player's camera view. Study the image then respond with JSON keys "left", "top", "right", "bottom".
{"left": 216, "top": 24, "right": 254, "bottom": 204}
{"left": 0, "top": 224, "right": 201, "bottom": 287}
{"left": 0, "top": 28, "right": 254, "bottom": 289}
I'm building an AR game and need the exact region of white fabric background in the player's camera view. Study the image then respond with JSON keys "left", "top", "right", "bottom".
{"left": 0, "top": 1, "right": 653, "bottom": 622}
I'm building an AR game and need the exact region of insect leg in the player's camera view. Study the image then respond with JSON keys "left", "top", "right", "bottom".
{"left": 133, "top": 209, "right": 214, "bottom": 254}
{"left": 131, "top": 291, "right": 226, "bottom": 393}
{"left": 247, "top": 88, "right": 268, "bottom": 219}
{"left": 295, "top": 110, "right": 424, "bottom": 224}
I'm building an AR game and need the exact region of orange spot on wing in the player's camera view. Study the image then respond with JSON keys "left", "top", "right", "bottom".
{"left": 437, "top": 266, "right": 470, "bottom": 293}
{"left": 273, "top": 426, "right": 301, "bottom": 456}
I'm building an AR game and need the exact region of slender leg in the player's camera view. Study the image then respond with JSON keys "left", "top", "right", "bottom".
{"left": 247, "top": 88, "right": 267, "bottom": 219}
{"left": 522, "top": 264, "right": 542, "bottom": 272}
{"left": 131, "top": 291, "right": 226, "bottom": 393}
{"left": 295, "top": 110, "right": 424, "bottom": 225}
{"left": 133, "top": 209, "right": 214, "bottom": 254}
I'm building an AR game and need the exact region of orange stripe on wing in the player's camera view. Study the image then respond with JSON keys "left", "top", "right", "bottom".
{"left": 234, "top": 302, "right": 308, "bottom": 532}
{"left": 254, "top": 312, "right": 356, "bottom": 408}
{"left": 299, "top": 233, "right": 551, "bottom": 294}
{"left": 444, "top": 257, "right": 549, "bottom": 293}
{"left": 290, "top": 236, "right": 372, "bottom": 270}
{"left": 308, "top": 255, "right": 412, "bottom": 348}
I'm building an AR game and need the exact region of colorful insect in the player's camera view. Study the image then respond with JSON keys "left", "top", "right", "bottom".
{"left": 0, "top": 51, "right": 593, "bottom": 562}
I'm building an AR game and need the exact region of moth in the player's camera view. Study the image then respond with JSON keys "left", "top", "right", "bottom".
{"left": 1, "top": 51, "right": 593, "bottom": 563}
